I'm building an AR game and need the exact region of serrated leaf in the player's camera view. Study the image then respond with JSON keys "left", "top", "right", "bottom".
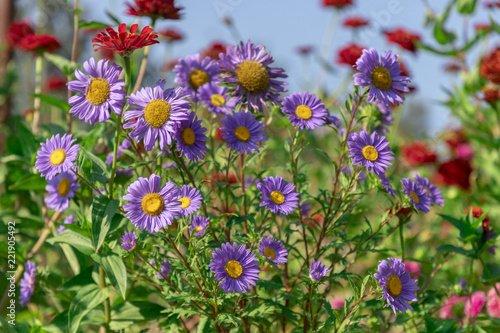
{"left": 91, "top": 196, "right": 119, "bottom": 251}
{"left": 48, "top": 229, "right": 94, "bottom": 255}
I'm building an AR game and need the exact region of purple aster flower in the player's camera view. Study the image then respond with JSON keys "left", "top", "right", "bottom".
{"left": 301, "top": 201, "right": 312, "bottom": 216}
{"left": 172, "top": 53, "right": 219, "bottom": 101}
{"left": 379, "top": 174, "right": 397, "bottom": 197}
{"left": 209, "top": 242, "right": 260, "bottom": 294}
{"left": 257, "top": 176, "right": 299, "bottom": 216}
{"left": 124, "top": 80, "right": 191, "bottom": 151}
{"left": 67, "top": 57, "right": 126, "bottom": 125}
{"left": 189, "top": 214, "right": 209, "bottom": 237}
{"left": 374, "top": 257, "right": 419, "bottom": 316}
{"left": 157, "top": 259, "right": 172, "bottom": 279}
{"left": 106, "top": 139, "right": 131, "bottom": 164}
{"left": 259, "top": 236, "right": 288, "bottom": 265}
{"left": 353, "top": 48, "right": 410, "bottom": 106}
{"left": 219, "top": 40, "right": 287, "bottom": 112}
{"left": 162, "top": 162, "right": 177, "bottom": 169}
{"left": 123, "top": 174, "right": 182, "bottom": 233}
{"left": 45, "top": 171, "right": 80, "bottom": 212}
{"left": 326, "top": 112, "right": 341, "bottom": 127}
{"left": 347, "top": 130, "right": 394, "bottom": 176}
{"left": 401, "top": 177, "right": 432, "bottom": 213}
{"left": 116, "top": 168, "right": 133, "bottom": 177}
{"left": 310, "top": 259, "right": 329, "bottom": 282}
{"left": 281, "top": 91, "right": 327, "bottom": 130}
{"left": 178, "top": 185, "right": 203, "bottom": 216}
{"left": 220, "top": 111, "right": 267, "bottom": 155}
{"left": 342, "top": 166, "right": 366, "bottom": 183}
{"left": 35, "top": 133, "right": 80, "bottom": 180}
{"left": 174, "top": 112, "right": 209, "bottom": 162}
{"left": 414, "top": 175, "right": 445, "bottom": 207}
{"left": 57, "top": 215, "right": 74, "bottom": 234}
{"left": 376, "top": 112, "right": 394, "bottom": 135}
{"left": 121, "top": 230, "right": 136, "bottom": 251}
{"left": 198, "top": 82, "right": 236, "bottom": 115}
{"left": 19, "top": 260, "right": 36, "bottom": 307}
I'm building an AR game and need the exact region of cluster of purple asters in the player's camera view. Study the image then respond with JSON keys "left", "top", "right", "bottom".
{"left": 401, "top": 175, "right": 444, "bottom": 213}
{"left": 19, "top": 260, "right": 36, "bottom": 307}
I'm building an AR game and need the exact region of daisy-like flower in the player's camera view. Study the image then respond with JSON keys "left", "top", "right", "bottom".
{"left": 121, "top": 230, "right": 137, "bottom": 251}
{"left": 156, "top": 259, "right": 172, "bottom": 279}
{"left": 177, "top": 185, "right": 202, "bottom": 216}
{"left": 126, "top": 0, "right": 182, "bottom": 20}
{"left": 323, "top": 0, "right": 353, "bottom": 8}
{"left": 45, "top": 172, "right": 80, "bottom": 212}
{"left": 384, "top": 28, "right": 421, "bottom": 53}
{"left": 281, "top": 91, "right": 328, "bottom": 130}
{"left": 343, "top": 16, "right": 369, "bottom": 28}
{"left": 209, "top": 242, "right": 260, "bottom": 294}
{"left": 374, "top": 257, "right": 419, "bottom": 316}
{"left": 174, "top": 112, "right": 209, "bottom": 162}
{"left": 92, "top": 23, "right": 159, "bottom": 57}
{"left": 378, "top": 174, "right": 397, "bottom": 197}
{"left": 18, "top": 34, "right": 60, "bottom": 54}
{"left": 19, "top": 260, "right": 36, "bottom": 307}
{"left": 414, "top": 175, "right": 445, "bottom": 207}
{"left": 123, "top": 174, "right": 182, "bottom": 233}
{"left": 189, "top": 214, "right": 209, "bottom": 237}
{"left": 124, "top": 80, "right": 191, "bottom": 151}
{"left": 257, "top": 176, "right": 299, "bottom": 216}
{"left": 354, "top": 48, "right": 410, "bottom": 106}
{"left": 259, "top": 237, "right": 288, "bottom": 265}
{"left": 57, "top": 215, "right": 74, "bottom": 234}
{"left": 7, "top": 22, "right": 34, "bottom": 47}
{"left": 219, "top": 40, "right": 287, "bottom": 112}
{"left": 198, "top": 82, "right": 236, "bottom": 116}
{"left": 172, "top": 54, "right": 219, "bottom": 101}
{"left": 220, "top": 112, "right": 267, "bottom": 155}
{"left": 337, "top": 43, "right": 365, "bottom": 67}
{"left": 347, "top": 130, "right": 394, "bottom": 176}
{"left": 401, "top": 177, "right": 432, "bottom": 213}
{"left": 67, "top": 57, "right": 126, "bottom": 126}
{"left": 310, "top": 259, "right": 330, "bottom": 282}
{"left": 35, "top": 133, "right": 80, "bottom": 180}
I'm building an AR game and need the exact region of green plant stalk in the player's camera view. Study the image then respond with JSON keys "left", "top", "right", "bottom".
{"left": 399, "top": 219, "right": 405, "bottom": 261}
{"left": 32, "top": 56, "right": 43, "bottom": 135}
{"left": 99, "top": 266, "right": 111, "bottom": 332}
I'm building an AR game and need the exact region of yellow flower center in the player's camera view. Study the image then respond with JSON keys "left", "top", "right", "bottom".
{"left": 194, "top": 226, "right": 203, "bottom": 233}
{"left": 144, "top": 100, "right": 171, "bottom": 128}
{"left": 235, "top": 60, "right": 270, "bottom": 94}
{"left": 50, "top": 149, "right": 66, "bottom": 166}
{"left": 387, "top": 274, "right": 403, "bottom": 298}
{"left": 225, "top": 260, "right": 243, "bottom": 279}
{"left": 371, "top": 66, "right": 392, "bottom": 91}
{"left": 270, "top": 191, "right": 285, "bottom": 205}
{"left": 57, "top": 178, "right": 70, "bottom": 197}
{"left": 295, "top": 105, "right": 312, "bottom": 120}
{"left": 234, "top": 126, "right": 251, "bottom": 142}
{"left": 362, "top": 145, "right": 378, "bottom": 162}
{"left": 211, "top": 94, "right": 226, "bottom": 106}
{"left": 181, "top": 128, "right": 196, "bottom": 146}
{"left": 263, "top": 248, "right": 276, "bottom": 259}
{"left": 141, "top": 193, "right": 165, "bottom": 216}
{"left": 409, "top": 191, "right": 420, "bottom": 204}
{"left": 86, "top": 78, "right": 110, "bottom": 105}
{"left": 188, "top": 69, "right": 210, "bottom": 90}
{"left": 178, "top": 197, "right": 191, "bottom": 209}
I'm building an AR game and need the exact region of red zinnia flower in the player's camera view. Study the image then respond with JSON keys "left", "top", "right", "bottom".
{"left": 45, "top": 75, "right": 67, "bottom": 91}
{"left": 465, "top": 207, "right": 491, "bottom": 231}
{"left": 401, "top": 141, "right": 437, "bottom": 166}
{"left": 480, "top": 48, "right": 500, "bottom": 84}
{"left": 444, "top": 62, "right": 462, "bottom": 73}
{"left": 483, "top": 86, "right": 500, "bottom": 105}
{"left": 434, "top": 159, "right": 472, "bottom": 190}
{"left": 342, "top": 16, "right": 369, "bottom": 28}
{"left": 92, "top": 23, "right": 159, "bottom": 57}
{"left": 201, "top": 41, "right": 227, "bottom": 60}
{"left": 125, "top": 0, "right": 182, "bottom": 20}
{"left": 7, "top": 21, "right": 34, "bottom": 47}
{"left": 485, "top": 1, "right": 500, "bottom": 8}
{"left": 444, "top": 129, "right": 467, "bottom": 150}
{"left": 158, "top": 28, "right": 183, "bottom": 41}
{"left": 322, "top": 0, "right": 353, "bottom": 8}
{"left": 96, "top": 48, "right": 115, "bottom": 61}
{"left": 337, "top": 43, "right": 365, "bottom": 67}
{"left": 18, "top": 34, "right": 61, "bottom": 55}
{"left": 385, "top": 28, "right": 421, "bottom": 53}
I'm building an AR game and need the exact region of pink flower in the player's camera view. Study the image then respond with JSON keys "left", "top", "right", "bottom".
{"left": 464, "top": 291, "right": 486, "bottom": 318}
{"left": 440, "top": 295, "right": 466, "bottom": 319}
{"left": 456, "top": 144, "right": 474, "bottom": 160}
{"left": 404, "top": 261, "right": 422, "bottom": 278}
{"left": 487, "top": 283, "right": 500, "bottom": 318}
{"left": 330, "top": 296, "right": 345, "bottom": 310}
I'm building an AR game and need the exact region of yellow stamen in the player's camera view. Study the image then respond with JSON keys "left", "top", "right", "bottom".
{"left": 234, "top": 126, "right": 251, "bottom": 142}
{"left": 178, "top": 197, "right": 191, "bottom": 209}
{"left": 211, "top": 94, "right": 226, "bottom": 106}
{"left": 235, "top": 60, "right": 270, "bottom": 94}
{"left": 371, "top": 66, "right": 392, "bottom": 91}
{"left": 387, "top": 274, "right": 402, "bottom": 298}
{"left": 57, "top": 178, "right": 70, "bottom": 197}
{"left": 264, "top": 248, "right": 276, "bottom": 259}
{"left": 270, "top": 191, "right": 285, "bottom": 205}
{"left": 409, "top": 191, "right": 420, "bottom": 204}
{"left": 295, "top": 105, "right": 312, "bottom": 120}
{"left": 50, "top": 149, "right": 66, "bottom": 166}
{"left": 188, "top": 69, "right": 209, "bottom": 90}
{"left": 141, "top": 193, "right": 164, "bottom": 216}
{"left": 194, "top": 226, "right": 203, "bottom": 233}
{"left": 181, "top": 128, "right": 196, "bottom": 146}
{"left": 362, "top": 145, "right": 378, "bottom": 162}
{"left": 144, "top": 100, "right": 171, "bottom": 128}
{"left": 225, "top": 260, "right": 243, "bottom": 279}
{"left": 86, "top": 78, "right": 110, "bottom": 105}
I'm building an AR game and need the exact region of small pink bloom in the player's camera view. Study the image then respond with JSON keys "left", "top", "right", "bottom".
{"left": 456, "top": 144, "right": 474, "bottom": 160}
{"left": 404, "top": 261, "right": 422, "bottom": 278}
{"left": 487, "top": 283, "right": 500, "bottom": 318}
{"left": 464, "top": 291, "right": 486, "bottom": 318}
{"left": 330, "top": 296, "right": 345, "bottom": 310}
{"left": 440, "top": 295, "right": 466, "bottom": 319}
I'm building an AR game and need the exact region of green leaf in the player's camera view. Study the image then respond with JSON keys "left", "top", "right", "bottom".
{"left": 47, "top": 229, "right": 94, "bottom": 255}
{"left": 436, "top": 244, "right": 474, "bottom": 257}
{"left": 79, "top": 21, "right": 109, "bottom": 30}
{"left": 60, "top": 243, "right": 80, "bottom": 275}
{"left": 81, "top": 148, "right": 110, "bottom": 183}
{"left": 91, "top": 254, "right": 127, "bottom": 300}
{"left": 242, "top": 303, "right": 276, "bottom": 318}
{"left": 8, "top": 174, "right": 47, "bottom": 191}
{"left": 68, "top": 284, "right": 111, "bottom": 333}
{"left": 0, "top": 315, "right": 15, "bottom": 333}
{"left": 456, "top": 0, "right": 476, "bottom": 14}
{"left": 110, "top": 301, "right": 165, "bottom": 330}
{"left": 44, "top": 53, "right": 80, "bottom": 77}
{"left": 196, "top": 317, "right": 213, "bottom": 333}
{"left": 33, "top": 94, "right": 71, "bottom": 112}
{"left": 433, "top": 20, "right": 456, "bottom": 45}
{"left": 91, "top": 196, "right": 119, "bottom": 252}
{"left": 216, "top": 313, "right": 240, "bottom": 326}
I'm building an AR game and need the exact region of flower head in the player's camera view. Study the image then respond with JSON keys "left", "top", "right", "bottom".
{"left": 19, "top": 260, "right": 36, "bottom": 307}
{"left": 124, "top": 80, "right": 191, "bottom": 151}
{"left": 414, "top": 175, "right": 445, "bottom": 206}
{"left": 374, "top": 257, "right": 419, "bottom": 316}
{"left": 126, "top": 0, "right": 182, "bottom": 20}
{"left": 67, "top": 57, "right": 126, "bottom": 125}
{"left": 209, "top": 242, "right": 260, "bottom": 294}
{"left": 310, "top": 260, "right": 329, "bottom": 281}
{"left": 347, "top": 130, "right": 394, "bottom": 176}
{"left": 18, "top": 34, "right": 60, "bottom": 54}
{"left": 379, "top": 174, "right": 397, "bottom": 197}
{"left": 198, "top": 82, "right": 236, "bottom": 116}
{"left": 189, "top": 214, "right": 209, "bottom": 237}
{"left": 157, "top": 259, "right": 172, "bottom": 279}
{"left": 123, "top": 174, "right": 182, "bottom": 233}
{"left": 480, "top": 47, "right": 500, "bottom": 84}
{"left": 219, "top": 40, "right": 287, "bottom": 112}
{"left": 440, "top": 295, "right": 467, "bottom": 320}
{"left": 259, "top": 237, "right": 288, "bottom": 265}
{"left": 121, "top": 230, "right": 137, "bottom": 251}
{"left": 434, "top": 159, "right": 472, "bottom": 190}
{"left": 257, "top": 176, "right": 299, "bottom": 216}
{"left": 7, "top": 22, "right": 34, "bottom": 47}
{"left": 354, "top": 48, "right": 410, "bottom": 106}
{"left": 220, "top": 112, "right": 267, "bottom": 155}
{"left": 343, "top": 16, "right": 369, "bottom": 28}
{"left": 57, "top": 215, "right": 75, "bottom": 234}
{"left": 35, "top": 134, "right": 80, "bottom": 181}
{"left": 92, "top": 23, "right": 159, "bottom": 57}
{"left": 465, "top": 291, "right": 486, "bottom": 319}
{"left": 201, "top": 41, "right": 227, "bottom": 60}
{"left": 401, "top": 177, "right": 432, "bottom": 213}
{"left": 322, "top": 0, "right": 353, "bottom": 8}
{"left": 174, "top": 112, "right": 209, "bottom": 162}
{"left": 384, "top": 28, "right": 421, "bottom": 53}
{"left": 158, "top": 28, "right": 183, "bottom": 41}
{"left": 177, "top": 185, "right": 203, "bottom": 216}
{"left": 172, "top": 54, "right": 219, "bottom": 101}
{"left": 281, "top": 91, "right": 328, "bottom": 130}
{"left": 45, "top": 172, "right": 80, "bottom": 212}
{"left": 401, "top": 141, "right": 437, "bottom": 166}
{"left": 486, "top": 283, "right": 500, "bottom": 318}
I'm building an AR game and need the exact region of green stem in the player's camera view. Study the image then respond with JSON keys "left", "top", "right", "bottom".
{"left": 399, "top": 219, "right": 405, "bottom": 261}
{"left": 99, "top": 266, "right": 111, "bottom": 332}
{"left": 32, "top": 56, "right": 43, "bottom": 135}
